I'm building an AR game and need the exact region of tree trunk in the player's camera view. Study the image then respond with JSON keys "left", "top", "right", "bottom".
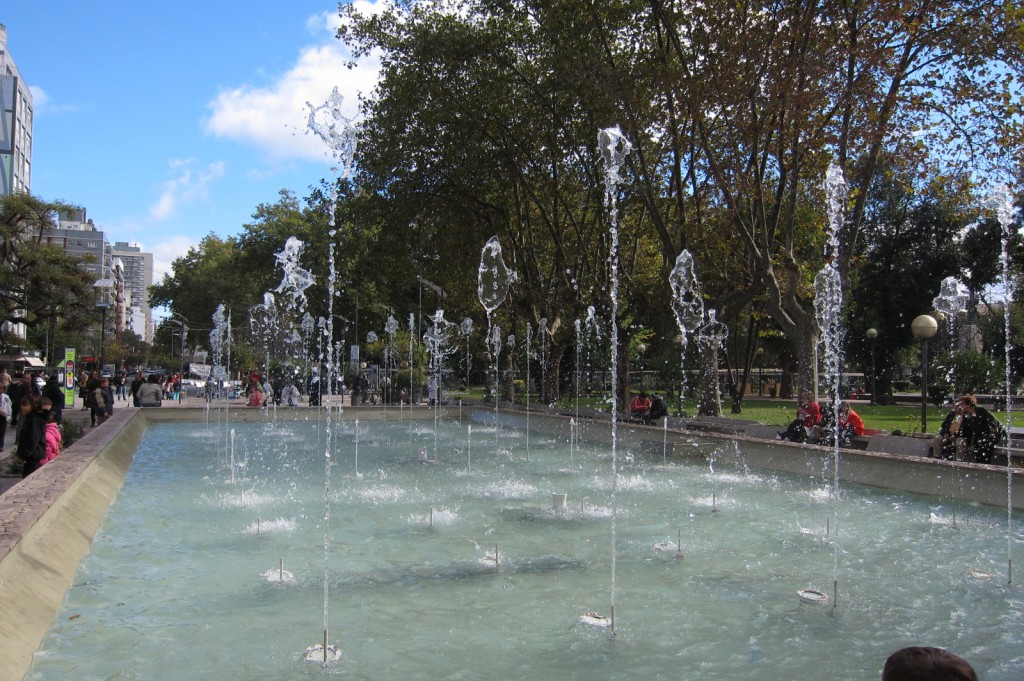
{"left": 697, "top": 342, "right": 722, "bottom": 416}
{"left": 542, "top": 341, "right": 566, "bottom": 405}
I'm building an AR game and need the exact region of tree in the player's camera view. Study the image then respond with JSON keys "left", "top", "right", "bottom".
{"left": 0, "top": 193, "right": 98, "bottom": 351}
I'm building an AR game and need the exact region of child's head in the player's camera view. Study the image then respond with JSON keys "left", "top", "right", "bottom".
{"left": 40, "top": 396, "right": 53, "bottom": 410}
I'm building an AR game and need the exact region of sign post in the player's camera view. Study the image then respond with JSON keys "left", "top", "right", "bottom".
{"left": 63, "top": 348, "right": 77, "bottom": 408}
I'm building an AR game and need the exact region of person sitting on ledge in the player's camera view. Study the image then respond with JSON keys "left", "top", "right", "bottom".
{"left": 644, "top": 394, "right": 669, "bottom": 425}
{"left": 779, "top": 391, "right": 820, "bottom": 442}
{"left": 932, "top": 401, "right": 967, "bottom": 460}
{"left": 959, "top": 394, "right": 1004, "bottom": 465}
{"left": 881, "top": 646, "right": 976, "bottom": 681}
{"left": 629, "top": 392, "right": 652, "bottom": 418}
{"left": 137, "top": 374, "right": 164, "bottom": 408}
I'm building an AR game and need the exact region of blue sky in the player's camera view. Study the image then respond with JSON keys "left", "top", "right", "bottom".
{"left": 3, "top": 1, "right": 380, "bottom": 281}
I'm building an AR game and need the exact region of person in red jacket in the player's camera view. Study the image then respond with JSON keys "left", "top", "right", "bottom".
{"left": 629, "top": 392, "right": 652, "bottom": 417}
{"left": 779, "top": 391, "right": 821, "bottom": 442}
{"left": 837, "top": 401, "right": 865, "bottom": 445}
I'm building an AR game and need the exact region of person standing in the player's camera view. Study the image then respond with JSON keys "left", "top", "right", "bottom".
{"left": 101, "top": 377, "right": 115, "bottom": 421}
{"left": 115, "top": 372, "right": 127, "bottom": 401}
{"left": 9, "top": 371, "right": 40, "bottom": 431}
{"left": 0, "top": 367, "right": 11, "bottom": 395}
{"left": 427, "top": 374, "right": 438, "bottom": 407}
{"left": 130, "top": 371, "right": 145, "bottom": 407}
{"left": 41, "top": 407, "right": 62, "bottom": 464}
{"left": 0, "top": 389, "right": 11, "bottom": 450}
{"left": 15, "top": 396, "right": 46, "bottom": 478}
{"left": 42, "top": 373, "right": 65, "bottom": 423}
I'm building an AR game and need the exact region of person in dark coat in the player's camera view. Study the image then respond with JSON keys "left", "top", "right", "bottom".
{"left": 644, "top": 394, "right": 670, "bottom": 425}
{"left": 41, "top": 373, "right": 65, "bottom": 423}
{"left": 15, "top": 396, "right": 46, "bottom": 478}
{"left": 8, "top": 371, "right": 40, "bottom": 428}
{"left": 959, "top": 395, "right": 1003, "bottom": 465}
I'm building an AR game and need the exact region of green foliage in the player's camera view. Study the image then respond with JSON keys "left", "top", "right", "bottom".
{"left": 0, "top": 194, "right": 98, "bottom": 351}
{"left": 936, "top": 349, "right": 999, "bottom": 395}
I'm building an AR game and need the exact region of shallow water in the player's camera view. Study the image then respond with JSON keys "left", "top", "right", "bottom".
{"left": 27, "top": 417, "right": 1023, "bottom": 680}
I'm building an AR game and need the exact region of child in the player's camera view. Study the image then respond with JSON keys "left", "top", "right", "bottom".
{"left": 43, "top": 410, "right": 62, "bottom": 464}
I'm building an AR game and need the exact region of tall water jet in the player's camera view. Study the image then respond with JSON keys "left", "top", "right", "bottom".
{"left": 592, "top": 125, "right": 632, "bottom": 635}
{"left": 478, "top": 236, "right": 517, "bottom": 419}
{"left": 461, "top": 317, "right": 474, "bottom": 389}
{"left": 813, "top": 161, "right": 848, "bottom": 608}
{"left": 984, "top": 185, "right": 1018, "bottom": 585}
{"left": 305, "top": 85, "right": 358, "bottom": 667}
{"left": 669, "top": 250, "right": 705, "bottom": 415}
{"left": 384, "top": 314, "right": 400, "bottom": 406}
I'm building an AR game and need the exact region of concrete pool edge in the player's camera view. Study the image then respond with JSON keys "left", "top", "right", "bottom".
{"left": 0, "top": 408, "right": 145, "bottom": 681}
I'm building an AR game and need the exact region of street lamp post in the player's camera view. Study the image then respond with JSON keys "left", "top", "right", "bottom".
{"left": 866, "top": 328, "right": 878, "bottom": 405}
{"left": 911, "top": 315, "right": 938, "bottom": 433}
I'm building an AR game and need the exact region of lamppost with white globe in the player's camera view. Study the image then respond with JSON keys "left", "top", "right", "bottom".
{"left": 911, "top": 315, "right": 938, "bottom": 432}
{"left": 865, "top": 328, "right": 878, "bottom": 405}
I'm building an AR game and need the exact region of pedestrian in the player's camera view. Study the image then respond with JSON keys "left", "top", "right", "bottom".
{"left": 9, "top": 371, "right": 40, "bottom": 428}
{"left": 881, "top": 646, "right": 976, "bottom": 681}
{"left": 88, "top": 377, "right": 110, "bottom": 426}
{"left": 116, "top": 372, "right": 127, "bottom": 401}
{"left": 0, "top": 367, "right": 11, "bottom": 394}
{"left": 42, "top": 407, "right": 62, "bottom": 464}
{"left": 284, "top": 382, "right": 300, "bottom": 407}
{"left": 15, "top": 396, "right": 46, "bottom": 478}
{"left": 262, "top": 377, "right": 273, "bottom": 407}
{"left": 102, "top": 376, "right": 115, "bottom": 420}
{"left": 42, "top": 372, "right": 65, "bottom": 423}
{"left": 0, "top": 388, "right": 11, "bottom": 450}
{"left": 959, "top": 395, "right": 1003, "bottom": 465}
{"left": 130, "top": 371, "right": 145, "bottom": 407}
{"left": 427, "top": 374, "right": 438, "bottom": 407}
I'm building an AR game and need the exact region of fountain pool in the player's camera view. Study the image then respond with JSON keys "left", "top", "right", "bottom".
{"left": 24, "top": 415, "right": 1023, "bottom": 680}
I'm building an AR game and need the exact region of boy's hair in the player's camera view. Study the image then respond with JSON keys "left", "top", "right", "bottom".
{"left": 882, "top": 646, "right": 977, "bottom": 681}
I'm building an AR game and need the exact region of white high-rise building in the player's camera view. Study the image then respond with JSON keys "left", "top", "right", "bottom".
{"left": 0, "top": 24, "right": 33, "bottom": 197}
{"left": 112, "top": 242, "right": 154, "bottom": 342}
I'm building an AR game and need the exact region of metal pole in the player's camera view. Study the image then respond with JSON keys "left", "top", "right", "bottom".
{"left": 921, "top": 338, "right": 929, "bottom": 433}
{"left": 869, "top": 339, "right": 877, "bottom": 406}
{"left": 99, "top": 305, "right": 107, "bottom": 371}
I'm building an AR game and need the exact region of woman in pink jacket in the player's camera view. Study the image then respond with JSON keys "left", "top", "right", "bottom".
{"left": 43, "top": 411, "right": 62, "bottom": 464}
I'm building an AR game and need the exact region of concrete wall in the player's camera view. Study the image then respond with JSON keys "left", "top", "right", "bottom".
{"left": 0, "top": 408, "right": 145, "bottom": 681}
{"left": 479, "top": 406, "right": 1024, "bottom": 510}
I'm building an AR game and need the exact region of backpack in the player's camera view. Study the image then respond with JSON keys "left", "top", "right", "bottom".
{"left": 88, "top": 387, "right": 105, "bottom": 409}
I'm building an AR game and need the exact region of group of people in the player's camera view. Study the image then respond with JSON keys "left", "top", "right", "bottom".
{"left": 779, "top": 391, "right": 865, "bottom": 447}
{"left": 932, "top": 395, "right": 1004, "bottom": 464}
{"left": 244, "top": 373, "right": 302, "bottom": 408}
{"left": 0, "top": 368, "right": 64, "bottom": 479}
{"left": 628, "top": 391, "right": 670, "bottom": 425}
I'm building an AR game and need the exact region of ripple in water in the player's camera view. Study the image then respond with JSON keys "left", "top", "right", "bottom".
{"left": 479, "top": 479, "right": 537, "bottom": 499}
{"left": 407, "top": 507, "right": 459, "bottom": 526}
{"left": 245, "top": 518, "right": 297, "bottom": 534}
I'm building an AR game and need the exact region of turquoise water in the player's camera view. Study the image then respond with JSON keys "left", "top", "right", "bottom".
{"left": 27, "top": 416, "right": 1023, "bottom": 680}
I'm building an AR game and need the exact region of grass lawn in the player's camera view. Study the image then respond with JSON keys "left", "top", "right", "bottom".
{"left": 454, "top": 387, "right": 1023, "bottom": 435}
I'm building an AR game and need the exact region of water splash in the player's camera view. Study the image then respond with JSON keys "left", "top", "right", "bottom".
{"left": 477, "top": 236, "right": 517, "bottom": 316}
{"left": 813, "top": 161, "right": 847, "bottom": 609}
{"left": 984, "top": 184, "right": 1019, "bottom": 585}
{"left": 597, "top": 125, "right": 632, "bottom": 636}
{"left": 306, "top": 86, "right": 357, "bottom": 178}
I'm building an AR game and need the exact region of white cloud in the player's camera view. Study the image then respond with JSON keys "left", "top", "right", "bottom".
{"left": 203, "top": 8, "right": 381, "bottom": 161}
{"left": 28, "top": 85, "right": 79, "bottom": 114}
{"left": 149, "top": 235, "right": 199, "bottom": 282}
{"left": 28, "top": 85, "right": 48, "bottom": 108}
{"left": 149, "top": 160, "right": 226, "bottom": 221}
